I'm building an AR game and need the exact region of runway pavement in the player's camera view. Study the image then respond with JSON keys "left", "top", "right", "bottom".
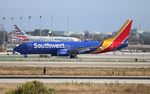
{"left": 0, "top": 76, "right": 149, "bottom": 84}
{"left": 80, "top": 52, "right": 150, "bottom": 59}
{"left": 0, "top": 52, "right": 150, "bottom": 68}
{"left": 0, "top": 53, "right": 149, "bottom": 84}
{"left": 0, "top": 53, "right": 150, "bottom": 68}
{"left": 0, "top": 61, "right": 150, "bottom": 68}
{"left": 0, "top": 52, "right": 150, "bottom": 62}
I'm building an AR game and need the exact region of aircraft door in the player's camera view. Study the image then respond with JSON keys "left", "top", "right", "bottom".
{"left": 28, "top": 43, "right": 32, "bottom": 50}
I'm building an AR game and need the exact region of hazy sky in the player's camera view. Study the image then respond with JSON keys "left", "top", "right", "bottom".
{"left": 0, "top": 0, "right": 150, "bottom": 32}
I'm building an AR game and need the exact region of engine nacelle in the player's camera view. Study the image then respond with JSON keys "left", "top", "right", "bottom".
{"left": 57, "top": 49, "right": 69, "bottom": 56}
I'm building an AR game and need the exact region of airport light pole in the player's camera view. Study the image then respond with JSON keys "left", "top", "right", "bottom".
{"left": 11, "top": 17, "right": 14, "bottom": 44}
{"left": 20, "top": 16, "right": 23, "bottom": 44}
{"left": 39, "top": 16, "right": 42, "bottom": 41}
{"left": 28, "top": 16, "right": 31, "bottom": 32}
{"left": 67, "top": 16, "right": 69, "bottom": 37}
{"left": 51, "top": 16, "right": 54, "bottom": 36}
{"left": 20, "top": 16, "right": 23, "bottom": 27}
{"left": 2, "top": 17, "right": 6, "bottom": 49}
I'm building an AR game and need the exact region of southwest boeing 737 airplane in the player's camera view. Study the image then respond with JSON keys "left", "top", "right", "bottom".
{"left": 13, "top": 20, "right": 132, "bottom": 58}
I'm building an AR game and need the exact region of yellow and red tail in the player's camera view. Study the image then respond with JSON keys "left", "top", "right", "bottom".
{"left": 93, "top": 20, "right": 132, "bottom": 53}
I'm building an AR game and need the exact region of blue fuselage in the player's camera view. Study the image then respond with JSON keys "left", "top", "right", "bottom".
{"left": 13, "top": 41, "right": 102, "bottom": 56}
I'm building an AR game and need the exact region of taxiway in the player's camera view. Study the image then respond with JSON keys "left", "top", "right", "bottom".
{"left": 0, "top": 76, "right": 149, "bottom": 84}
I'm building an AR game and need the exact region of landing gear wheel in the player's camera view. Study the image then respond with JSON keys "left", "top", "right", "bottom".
{"left": 69, "top": 51, "right": 77, "bottom": 58}
{"left": 24, "top": 54, "right": 27, "bottom": 58}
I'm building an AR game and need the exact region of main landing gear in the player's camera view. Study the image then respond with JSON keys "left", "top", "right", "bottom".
{"left": 24, "top": 54, "right": 27, "bottom": 58}
{"left": 69, "top": 51, "right": 78, "bottom": 58}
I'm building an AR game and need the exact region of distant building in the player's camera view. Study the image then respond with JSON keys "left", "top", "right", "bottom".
{"left": 140, "top": 31, "right": 150, "bottom": 45}
{"left": 131, "top": 28, "right": 140, "bottom": 39}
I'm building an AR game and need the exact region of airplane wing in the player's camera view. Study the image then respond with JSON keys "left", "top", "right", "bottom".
{"left": 67, "top": 46, "right": 98, "bottom": 54}
{"left": 56, "top": 43, "right": 99, "bottom": 56}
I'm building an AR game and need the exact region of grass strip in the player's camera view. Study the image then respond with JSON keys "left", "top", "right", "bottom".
{"left": 0, "top": 66, "right": 149, "bottom": 76}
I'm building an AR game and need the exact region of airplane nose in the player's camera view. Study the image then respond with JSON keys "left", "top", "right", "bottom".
{"left": 12, "top": 43, "right": 27, "bottom": 55}
{"left": 13, "top": 46, "right": 19, "bottom": 54}
{"left": 13, "top": 47, "right": 17, "bottom": 54}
